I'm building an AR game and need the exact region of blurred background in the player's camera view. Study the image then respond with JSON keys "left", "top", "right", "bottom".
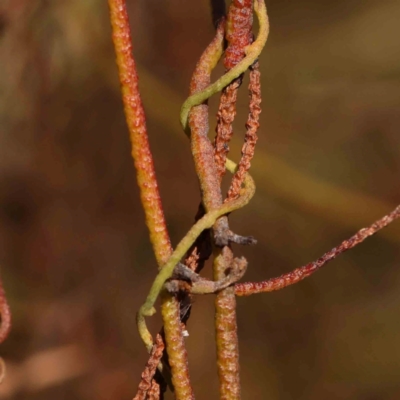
{"left": 1, "top": 0, "right": 400, "bottom": 398}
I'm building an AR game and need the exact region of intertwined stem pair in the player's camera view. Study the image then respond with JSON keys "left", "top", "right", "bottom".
{"left": 108, "top": 0, "right": 400, "bottom": 399}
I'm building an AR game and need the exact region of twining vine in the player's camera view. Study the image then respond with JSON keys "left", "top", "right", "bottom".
{"left": 106, "top": 0, "right": 400, "bottom": 399}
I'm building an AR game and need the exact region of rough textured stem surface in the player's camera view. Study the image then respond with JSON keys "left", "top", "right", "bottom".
{"left": 138, "top": 161, "right": 255, "bottom": 326}
{"left": 133, "top": 334, "right": 164, "bottom": 400}
{"left": 189, "top": 21, "right": 225, "bottom": 212}
{"left": 227, "top": 61, "right": 261, "bottom": 200}
{"left": 235, "top": 204, "right": 400, "bottom": 296}
{"left": 213, "top": 247, "right": 241, "bottom": 400}
{"left": 137, "top": 164, "right": 254, "bottom": 363}
{"left": 108, "top": 2, "right": 193, "bottom": 398}
{"left": 214, "top": 79, "right": 241, "bottom": 179}
{"left": 178, "top": 3, "right": 269, "bottom": 398}
{"left": 214, "top": 0, "right": 254, "bottom": 180}
{"left": 160, "top": 293, "right": 194, "bottom": 400}
{"left": 224, "top": 0, "right": 254, "bottom": 70}
{"left": 213, "top": 2, "right": 254, "bottom": 398}
{"left": 180, "top": 0, "right": 269, "bottom": 133}
{"left": 108, "top": 0, "right": 171, "bottom": 266}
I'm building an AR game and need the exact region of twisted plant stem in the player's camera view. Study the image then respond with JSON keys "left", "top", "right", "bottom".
{"left": 108, "top": 1, "right": 194, "bottom": 398}
{"left": 178, "top": 2, "right": 269, "bottom": 397}
{"left": 133, "top": 334, "right": 164, "bottom": 400}
{"left": 214, "top": 78, "right": 241, "bottom": 178}
{"left": 166, "top": 258, "right": 247, "bottom": 294}
{"left": 137, "top": 160, "right": 255, "bottom": 346}
{"left": 180, "top": 22, "right": 226, "bottom": 361}
{"left": 226, "top": 60, "right": 261, "bottom": 200}
{"left": 212, "top": 1, "right": 266, "bottom": 398}
{"left": 110, "top": 0, "right": 269, "bottom": 397}
{"left": 180, "top": 0, "right": 269, "bottom": 134}
{"left": 189, "top": 20, "right": 225, "bottom": 212}
{"left": 212, "top": 1, "right": 253, "bottom": 397}
{"left": 235, "top": 204, "right": 400, "bottom": 296}
{"left": 146, "top": 382, "right": 161, "bottom": 400}
{"left": 214, "top": 0, "right": 254, "bottom": 181}
{"left": 138, "top": 0, "right": 269, "bottom": 345}
{"left": 110, "top": 2, "right": 399, "bottom": 398}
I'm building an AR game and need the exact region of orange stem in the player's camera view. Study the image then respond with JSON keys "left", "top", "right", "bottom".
{"left": 108, "top": 0, "right": 171, "bottom": 266}
{"left": 108, "top": 2, "right": 194, "bottom": 398}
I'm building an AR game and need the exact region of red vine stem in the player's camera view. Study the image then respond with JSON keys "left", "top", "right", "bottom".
{"left": 213, "top": 1, "right": 254, "bottom": 398}
{"left": 214, "top": 79, "right": 241, "bottom": 179}
{"left": 186, "top": 22, "right": 243, "bottom": 399}
{"left": 108, "top": 1, "right": 194, "bottom": 398}
{"left": 224, "top": 0, "right": 254, "bottom": 71}
{"left": 214, "top": 0, "right": 254, "bottom": 181}
{"left": 227, "top": 60, "right": 261, "bottom": 200}
{"left": 235, "top": 204, "right": 400, "bottom": 296}
{"left": 213, "top": 247, "right": 240, "bottom": 399}
{"left": 146, "top": 382, "right": 161, "bottom": 400}
{"left": 133, "top": 334, "right": 164, "bottom": 400}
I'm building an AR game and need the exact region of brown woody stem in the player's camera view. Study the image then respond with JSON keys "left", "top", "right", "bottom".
{"left": 166, "top": 258, "right": 247, "bottom": 294}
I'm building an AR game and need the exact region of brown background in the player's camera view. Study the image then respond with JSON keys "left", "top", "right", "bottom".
{"left": 1, "top": 0, "right": 400, "bottom": 399}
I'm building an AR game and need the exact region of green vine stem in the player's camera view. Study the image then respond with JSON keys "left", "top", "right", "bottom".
{"left": 180, "top": 2, "right": 268, "bottom": 397}
{"left": 108, "top": 1, "right": 194, "bottom": 398}
{"left": 180, "top": 0, "right": 269, "bottom": 134}
{"left": 137, "top": 160, "right": 255, "bottom": 347}
{"left": 212, "top": 2, "right": 266, "bottom": 398}
{"left": 111, "top": 0, "right": 268, "bottom": 396}
{"left": 137, "top": 0, "right": 268, "bottom": 344}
